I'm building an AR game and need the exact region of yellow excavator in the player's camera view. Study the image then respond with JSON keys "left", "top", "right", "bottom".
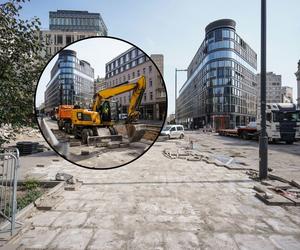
{"left": 66, "top": 75, "right": 146, "bottom": 144}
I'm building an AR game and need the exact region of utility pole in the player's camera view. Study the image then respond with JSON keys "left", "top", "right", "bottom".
{"left": 175, "top": 68, "right": 177, "bottom": 112}
{"left": 259, "top": 0, "right": 268, "bottom": 180}
{"left": 175, "top": 68, "right": 187, "bottom": 123}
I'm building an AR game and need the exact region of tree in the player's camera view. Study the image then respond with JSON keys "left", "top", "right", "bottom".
{"left": 0, "top": 0, "right": 48, "bottom": 146}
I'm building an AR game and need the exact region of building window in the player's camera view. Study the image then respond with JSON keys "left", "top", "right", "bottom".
{"left": 149, "top": 65, "right": 152, "bottom": 73}
{"left": 143, "top": 68, "right": 146, "bottom": 75}
{"left": 137, "top": 70, "right": 140, "bottom": 76}
{"left": 132, "top": 72, "right": 135, "bottom": 78}
{"left": 66, "top": 35, "right": 72, "bottom": 45}
{"left": 128, "top": 74, "right": 130, "bottom": 80}
{"left": 132, "top": 49, "right": 137, "bottom": 58}
{"left": 57, "top": 35, "right": 63, "bottom": 45}
{"left": 149, "top": 78, "right": 152, "bottom": 87}
{"left": 215, "top": 29, "right": 222, "bottom": 41}
{"left": 150, "top": 92, "right": 153, "bottom": 100}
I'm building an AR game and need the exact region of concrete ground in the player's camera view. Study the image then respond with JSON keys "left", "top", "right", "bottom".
{"left": 7, "top": 132, "right": 300, "bottom": 249}
{"left": 185, "top": 131, "right": 300, "bottom": 183}
{"left": 42, "top": 118, "right": 153, "bottom": 169}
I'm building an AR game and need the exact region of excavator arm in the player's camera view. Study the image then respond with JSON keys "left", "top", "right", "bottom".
{"left": 93, "top": 75, "right": 146, "bottom": 122}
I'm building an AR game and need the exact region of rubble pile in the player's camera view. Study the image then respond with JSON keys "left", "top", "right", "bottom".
{"left": 162, "top": 148, "right": 204, "bottom": 161}
{"left": 254, "top": 178, "right": 300, "bottom": 206}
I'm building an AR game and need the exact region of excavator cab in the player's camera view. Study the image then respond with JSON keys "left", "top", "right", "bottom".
{"left": 98, "top": 100, "right": 119, "bottom": 122}
{"left": 99, "top": 100, "right": 112, "bottom": 122}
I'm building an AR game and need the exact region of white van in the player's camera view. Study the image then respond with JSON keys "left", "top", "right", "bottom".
{"left": 161, "top": 125, "right": 184, "bottom": 139}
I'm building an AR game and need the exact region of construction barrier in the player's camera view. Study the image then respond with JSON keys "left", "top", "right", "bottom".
{"left": 0, "top": 148, "right": 20, "bottom": 236}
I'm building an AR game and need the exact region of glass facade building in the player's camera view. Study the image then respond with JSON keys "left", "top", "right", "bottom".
{"left": 45, "top": 50, "right": 94, "bottom": 112}
{"left": 176, "top": 19, "right": 257, "bottom": 129}
{"left": 49, "top": 10, "right": 107, "bottom": 35}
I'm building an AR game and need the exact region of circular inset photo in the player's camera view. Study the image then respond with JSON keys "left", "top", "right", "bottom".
{"left": 35, "top": 36, "right": 167, "bottom": 169}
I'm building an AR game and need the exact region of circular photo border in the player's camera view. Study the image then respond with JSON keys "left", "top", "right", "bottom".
{"left": 34, "top": 36, "right": 168, "bottom": 170}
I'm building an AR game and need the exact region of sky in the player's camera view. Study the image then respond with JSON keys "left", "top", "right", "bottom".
{"left": 36, "top": 38, "right": 131, "bottom": 106}
{"left": 17, "top": 0, "right": 300, "bottom": 114}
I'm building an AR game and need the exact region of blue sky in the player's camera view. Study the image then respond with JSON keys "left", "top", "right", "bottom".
{"left": 18, "top": 0, "right": 300, "bottom": 114}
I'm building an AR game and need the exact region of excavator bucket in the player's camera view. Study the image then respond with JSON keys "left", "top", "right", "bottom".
{"left": 125, "top": 124, "right": 146, "bottom": 142}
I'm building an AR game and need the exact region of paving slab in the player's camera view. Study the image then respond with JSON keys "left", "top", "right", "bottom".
{"left": 6, "top": 133, "right": 300, "bottom": 249}
{"left": 269, "top": 235, "right": 300, "bottom": 250}
{"left": 198, "top": 232, "right": 239, "bottom": 249}
{"left": 87, "top": 229, "right": 128, "bottom": 250}
{"left": 48, "top": 228, "right": 93, "bottom": 250}
{"left": 17, "top": 227, "right": 60, "bottom": 249}
{"left": 233, "top": 234, "right": 277, "bottom": 250}
{"left": 51, "top": 211, "right": 88, "bottom": 227}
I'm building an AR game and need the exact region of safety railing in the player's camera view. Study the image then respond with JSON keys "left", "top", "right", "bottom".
{"left": 0, "top": 148, "right": 20, "bottom": 236}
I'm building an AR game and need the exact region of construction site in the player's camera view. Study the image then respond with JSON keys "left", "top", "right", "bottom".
{"left": 39, "top": 116, "right": 162, "bottom": 168}
{"left": 1, "top": 129, "right": 300, "bottom": 248}
{"left": 35, "top": 41, "right": 167, "bottom": 169}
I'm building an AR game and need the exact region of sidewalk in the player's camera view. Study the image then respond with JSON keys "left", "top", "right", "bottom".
{"left": 8, "top": 138, "right": 300, "bottom": 249}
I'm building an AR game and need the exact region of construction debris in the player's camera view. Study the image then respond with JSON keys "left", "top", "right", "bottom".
{"left": 107, "top": 141, "right": 120, "bottom": 149}
{"left": 69, "top": 141, "right": 81, "bottom": 147}
{"left": 87, "top": 135, "right": 122, "bottom": 146}
{"left": 35, "top": 195, "right": 64, "bottom": 210}
{"left": 64, "top": 180, "right": 82, "bottom": 191}
{"left": 254, "top": 177, "right": 300, "bottom": 206}
{"left": 162, "top": 148, "right": 203, "bottom": 161}
{"left": 55, "top": 173, "right": 73, "bottom": 183}
{"left": 81, "top": 150, "right": 90, "bottom": 156}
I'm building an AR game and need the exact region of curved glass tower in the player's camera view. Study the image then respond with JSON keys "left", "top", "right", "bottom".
{"left": 177, "top": 19, "right": 257, "bottom": 129}
{"left": 45, "top": 50, "right": 94, "bottom": 112}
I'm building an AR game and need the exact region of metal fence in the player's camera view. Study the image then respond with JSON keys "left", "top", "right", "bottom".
{"left": 0, "top": 148, "right": 20, "bottom": 236}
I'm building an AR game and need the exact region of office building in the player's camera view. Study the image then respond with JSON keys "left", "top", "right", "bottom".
{"left": 44, "top": 50, "right": 94, "bottom": 112}
{"left": 94, "top": 76, "right": 106, "bottom": 93}
{"left": 281, "top": 86, "right": 293, "bottom": 103}
{"left": 295, "top": 60, "right": 300, "bottom": 107}
{"left": 256, "top": 72, "right": 282, "bottom": 104}
{"left": 49, "top": 10, "right": 107, "bottom": 34}
{"left": 41, "top": 10, "right": 107, "bottom": 56}
{"left": 176, "top": 19, "right": 257, "bottom": 129}
{"left": 105, "top": 48, "right": 166, "bottom": 120}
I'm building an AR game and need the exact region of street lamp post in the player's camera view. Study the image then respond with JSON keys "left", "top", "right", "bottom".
{"left": 259, "top": 0, "right": 268, "bottom": 180}
{"left": 175, "top": 68, "right": 187, "bottom": 123}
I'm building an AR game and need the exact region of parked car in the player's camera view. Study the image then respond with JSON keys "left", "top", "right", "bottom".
{"left": 161, "top": 125, "right": 184, "bottom": 139}
{"left": 119, "top": 113, "right": 128, "bottom": 120}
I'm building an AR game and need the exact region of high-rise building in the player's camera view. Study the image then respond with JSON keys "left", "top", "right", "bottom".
{"left": 295, "top": 60, "right": 300, "bottom": 107}
{"left": 176, "top": 19, "right": 257, "bottom": 129}
{"left": 105, "top": 47, "right": 166, "bottom": 120}
{"left": 281, "top": 86, "right": 293, "bottom": 103}
{"left": 49, "top": 10, "right": 107, "bottom": 34}
{"left": 44, "top": 50, "right": 94, "bottom": 112}
{"left": 256, "top": 72, "right": 282, "bottom": 104}
{"left": 41, "top": 10, "right": 107, "bottom": 56}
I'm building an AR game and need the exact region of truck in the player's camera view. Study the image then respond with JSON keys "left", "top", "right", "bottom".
{"left": 56, "top": 105, "right": 74, "bottom": 133}
{"left": 220, "top": 103, "right": 300, "bottom": 144}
